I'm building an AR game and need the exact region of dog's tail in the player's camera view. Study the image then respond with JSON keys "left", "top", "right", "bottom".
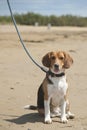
{"left": 24, "top": 105, "right": 37, "bottom": 110}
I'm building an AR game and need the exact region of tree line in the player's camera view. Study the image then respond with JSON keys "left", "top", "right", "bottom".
{"left": 0, "top": 12, "right": 87, "bottom": 26}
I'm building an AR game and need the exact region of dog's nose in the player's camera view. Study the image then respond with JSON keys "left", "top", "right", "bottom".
{"left": 54, "top": 64, "right": 59, "bottom": 69}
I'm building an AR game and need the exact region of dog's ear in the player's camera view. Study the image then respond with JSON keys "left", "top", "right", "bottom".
{"left": 42, "top": 52, "right": 51, "bottom": 67}
{"left": 63, "top": 52, "right": 73, "bottom": 69}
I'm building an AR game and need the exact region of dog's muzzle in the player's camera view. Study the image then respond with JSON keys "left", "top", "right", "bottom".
{"left": 53, "top": 64, "right": 59, "bottom": 73}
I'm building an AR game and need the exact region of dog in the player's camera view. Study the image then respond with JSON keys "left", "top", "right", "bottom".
{"left": 25, "top": 51, "right": 75, "bottom": 124}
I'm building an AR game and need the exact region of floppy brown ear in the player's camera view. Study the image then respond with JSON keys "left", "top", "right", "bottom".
{"left": 42, "top": 52, "right": 51, "bottom": 67}
{"left": 63, "top": 52, "right": 73, "bottom": 69}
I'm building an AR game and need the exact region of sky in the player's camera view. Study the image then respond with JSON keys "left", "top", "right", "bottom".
{"left": 0, "top": 0, "right": 87, "bottom": 17}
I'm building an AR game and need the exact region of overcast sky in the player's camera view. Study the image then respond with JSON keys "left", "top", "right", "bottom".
{"left": 0, "top": 0, "right": 87, "bottom": 16}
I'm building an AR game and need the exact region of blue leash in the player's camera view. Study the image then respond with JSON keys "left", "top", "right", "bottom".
{"left": 7, "top": 0, "right": 47, "bottom": 73}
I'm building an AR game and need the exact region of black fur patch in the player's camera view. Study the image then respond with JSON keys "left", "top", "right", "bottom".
{"left": 37, "top": 84, "right": 44, "bottom": 109}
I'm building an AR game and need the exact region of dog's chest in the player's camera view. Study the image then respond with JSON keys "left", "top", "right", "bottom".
{"left": 47, "top": 76, "right": 68, "bottom": 99}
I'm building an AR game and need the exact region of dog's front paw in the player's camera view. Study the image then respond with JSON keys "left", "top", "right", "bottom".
{"left": 45, "top": 117, "right": 52, "bottom": 124}
{"left": 61, "top": 116, "right": 68, "bottom": 123}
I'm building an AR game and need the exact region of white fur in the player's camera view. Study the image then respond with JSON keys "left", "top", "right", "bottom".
{"left": 44, "top": 100, "right": 52, "bottom": 123}
{"left": 44, "top": 75, "right": 68, "bottom": 123}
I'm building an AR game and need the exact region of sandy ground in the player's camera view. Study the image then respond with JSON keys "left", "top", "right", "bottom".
{"left": 0, "top": 25, "right": 87, "bottom": 130}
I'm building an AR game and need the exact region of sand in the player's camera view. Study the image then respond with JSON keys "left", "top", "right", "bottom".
{"left": 0, "top": 25, "right": 87, "bottom": 130}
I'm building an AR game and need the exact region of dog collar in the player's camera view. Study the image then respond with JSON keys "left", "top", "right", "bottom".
{"left": 47, "top": 71, "right": 65, "bottom": 77}
{"left": 46, "top": 71, "right": 65, "bottom": 84}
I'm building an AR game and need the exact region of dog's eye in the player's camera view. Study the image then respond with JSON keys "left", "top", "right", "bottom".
{"left": 51, "top": 56, "right": 56, "bottom": 60}
{"left": 59, "top": 56, "right": 64, "bottom": 60}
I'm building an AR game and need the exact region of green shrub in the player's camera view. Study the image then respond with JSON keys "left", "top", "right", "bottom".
{"left": 0, "top": 12, "right": 87, "bottom": 27}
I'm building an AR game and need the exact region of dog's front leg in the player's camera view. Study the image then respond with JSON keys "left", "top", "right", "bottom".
{"left": 44, "top": 98, "right": 52, "bottom": 124}
{"left": 61, "top": 100, "right": 68, "bottom": 123}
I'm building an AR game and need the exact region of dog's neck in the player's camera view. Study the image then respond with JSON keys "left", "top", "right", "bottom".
{"left": 46, "top": 70, "right": 65, "bottom": 84}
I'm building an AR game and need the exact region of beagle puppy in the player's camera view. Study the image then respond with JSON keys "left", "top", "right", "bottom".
{"left": 24, "top": 51, "right": 75, "bottom": 124}
{"left": 37, "top": 51, "right": 75, "bottom": 124}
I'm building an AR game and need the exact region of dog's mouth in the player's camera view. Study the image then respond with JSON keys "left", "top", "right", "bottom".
{"left": 54, "top": 67, "right": 59, "bottom": 73}
{"left": 51, "top": 66, "right": 60, "bottom": 74}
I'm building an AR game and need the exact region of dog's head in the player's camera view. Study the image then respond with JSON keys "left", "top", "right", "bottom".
{"left": 42, "top": 51, "right": 73, "bottom": 74}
